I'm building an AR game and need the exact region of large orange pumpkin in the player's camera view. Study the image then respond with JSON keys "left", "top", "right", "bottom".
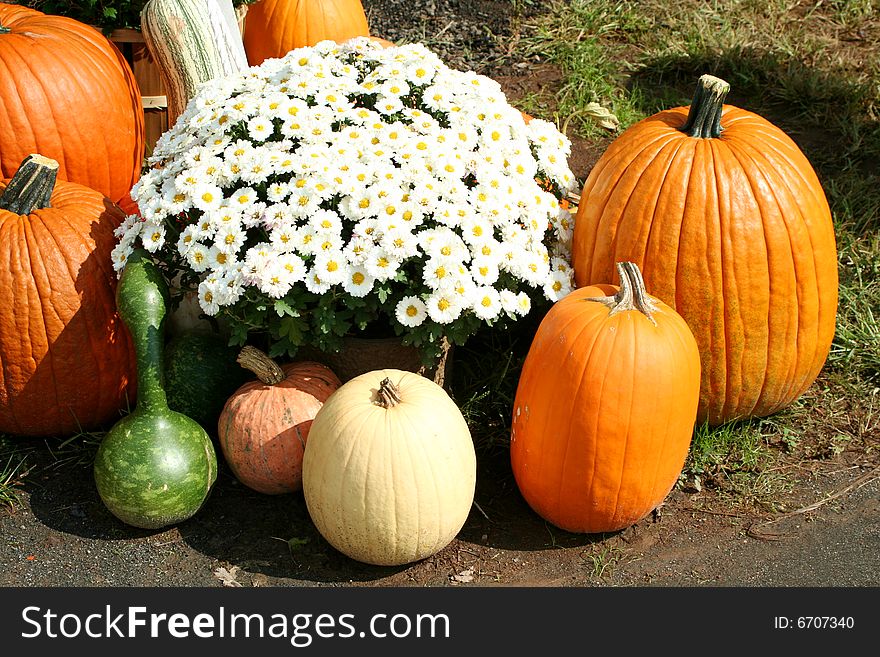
{"left": 243, "top": 0, "right": 370, "bottom": 66}
{"left": 571, "top": 75, "right": 838, "bottom": 426}
{"left": 0, "top": 4, "right": 144, "bottom": 204}
{"left": 510, "top": 262, "right": 701, "bottom": 534}
{"left": 218, "top": 347, "right": 341, "bottom": 494}
{"left": 0, "top": 155, "right": 137, "bottom": 437}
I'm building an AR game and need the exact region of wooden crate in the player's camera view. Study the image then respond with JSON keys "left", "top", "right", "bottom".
{"left": 109, "top": 28, "right": 168, "bottom": 156}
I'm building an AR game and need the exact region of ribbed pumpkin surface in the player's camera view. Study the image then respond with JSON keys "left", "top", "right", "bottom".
{"left": 0, "top": 179, "right": 137, "bottom": 437}
{"left": 0, "top": 5, "right": 144, "bottom": 204}
{"left": 572, "top": 104, "right": 838, "bottom": 425}
{"left": 243, "top": 0, "right": 370, "bottom": 66}
{"left": 218, "top": 361, "right": 341, "bottom": 494}
{"left": 302, "top": 369, "right": 476, "bottom": 566}
{"left": 510, "top": 276, "right": 701, "bottom": 533}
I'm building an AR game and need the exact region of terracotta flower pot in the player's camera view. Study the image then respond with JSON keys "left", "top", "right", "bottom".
{"left": 300, "top": 336, "right": 454, "bottom": 389}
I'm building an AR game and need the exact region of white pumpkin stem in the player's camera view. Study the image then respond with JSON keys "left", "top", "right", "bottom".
{"left": 376, "top": 378, "right": 402, "bottom": 408}
{"left": 237, "top": 345, "right": 285, "bottom": 385}
{"left": 586, "top": 262, "right": 659, "bottom": 326}
{"left": 0, "top": 154, "right": 58, "bottom": 214}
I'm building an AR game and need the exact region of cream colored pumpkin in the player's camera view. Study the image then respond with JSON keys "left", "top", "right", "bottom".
{"left": 302, "top": 369, "right": 476, "bottom": 566}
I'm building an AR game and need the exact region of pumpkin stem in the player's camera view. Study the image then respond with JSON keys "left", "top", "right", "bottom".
{"left": 586, "top": 262, "right": 659, "bottom": 326}
{"left": 237, "top": 346, "right": 285, "bottom": 385}
{"left": 0, "top": 154, "right": 58, "bottom": 214}
{"left": 680, "top": 74, "right": 730, "bottom": 139}
{"left": 0, "top": 25, "right": 10, "bottom": 35}
{"left": 376, "top": 377, "right": 402, "bottom": 408}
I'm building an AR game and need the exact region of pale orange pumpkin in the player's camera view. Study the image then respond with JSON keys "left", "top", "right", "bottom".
{"left": 218, "top": 347, "right": 341, "bottom": 494}
{"left": 510, "top": 262, "right": 701, "bottom": 534}
{"left": 243, "top": 0, "right": 371, "bottom": 66}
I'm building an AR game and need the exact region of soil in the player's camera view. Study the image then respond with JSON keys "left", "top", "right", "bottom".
{"left": 1, "top": 0, "right": 878, "bottom": 590}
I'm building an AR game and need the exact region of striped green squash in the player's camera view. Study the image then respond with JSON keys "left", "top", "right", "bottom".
{"left": 141, "top": 0, "right": 249, "bottom": 127}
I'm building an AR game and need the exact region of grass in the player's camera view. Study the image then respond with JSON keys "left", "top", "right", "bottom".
{"left": 486, "top": 0, "right": 880, "bottom": 507}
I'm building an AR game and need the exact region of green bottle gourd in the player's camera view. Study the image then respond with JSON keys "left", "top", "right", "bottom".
{"left": 94, "top": 249, "right": 218, "bottom": 530}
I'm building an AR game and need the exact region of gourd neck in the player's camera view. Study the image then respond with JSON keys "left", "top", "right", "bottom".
{"left": 0, "top": 155, "right": 57, "bottom": 214}
{"left": 587, "top": 261, "right": 659, "bottom": 326}
{"left": 680, "top": 74, "right": 730, "bottom": 139}
{"left": 117, "top": 250, "right": 171, "bottom": 412}
{"left": 376, "top": 378, "right": 402, "bottom": 408}
{"left": 237, "top": 346, "right": 285, "bottom": 385}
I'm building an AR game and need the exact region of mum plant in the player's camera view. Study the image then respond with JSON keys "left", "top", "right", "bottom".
{"left": 112, "top": 38, "right": 578, "bottom": 363}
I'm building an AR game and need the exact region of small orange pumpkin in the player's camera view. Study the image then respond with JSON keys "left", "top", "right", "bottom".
{"left": 243, "top": 0, "right": 371, "bottom": 66}
{"left": 510, "top": 262, "right": 701, "bottom": 533}
{"left": 218, "top": 347, "right": 341, "bottom": 494}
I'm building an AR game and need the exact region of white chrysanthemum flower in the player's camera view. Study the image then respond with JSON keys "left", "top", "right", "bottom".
{"left": 304, "top": 268, "right": 332, "bottom": 294}
{"left": 342, "top": 265, "right": 375, "bottom": 298}
{"left": 185, "top": 242, "right": 212, "bottom": 273}
{"left": 422, "top": 257, "right": 457, "bottom": 290}
{"left": 470, "top": 255, "right": 500, "bottom": 286}
{"left": 247, "top": 115, "right": 274, "bottom": 142}
{"left": 111, "top": 240, "right": 134, "bottom": 273}
{"left": 270, "top": 253, "right": 304, "bottom": 287}
{"left": 312, "top": 251, "right": 347, "bottom": 285}
{"left": 176, "top": 225, "right": 202, "bottom": 255}
{"left": 365, "top": 249, "right": 399, "bottom": 281}
{"left": 141, "top": 222, "right": 166, "bottom": 253}
{"left": 198, "top": 277, "right": 222, "bottom": 315}
{"left": 514, "top": 291, "right": 532, "bottom": 316}
{"left": 395, "top": 295, "right": 428, "bottom": 328}
{"left": 191, "top": 183, "right": 224, "bottom": 213}
{"left": 206, "top": 246, "right": 236, "bottom": 271}
{"left": 215, "top": 268, "right": 245, "bottom": 306}
{"left": 471, "top": 286, "right": 502, "bottom": 321}
{"left": 266, "top": 181, "right": 290, "bottom": 203}
{"left": 543, "top": 269, "right": 574, "bottom": 302}
{"left": 230, "top": 186, "right": 258, "bottom": 211}
{"left": 426, "top": 290, "right": 463, "bottom": 324}
{"left": 381, "top": 227, "right": 420, "bottom": 260}
{"left": 257, "top": 260, "right": 292, "bottom": 299}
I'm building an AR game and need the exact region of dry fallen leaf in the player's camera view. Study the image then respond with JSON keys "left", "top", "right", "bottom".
{"left": 213, "top": 565, "right": 242, "bottom": 587}
{"left": 450, "top": 568, "right": 474, "bottom": 584}
{"left": 582, "top": 102, "right": 620, "bottom": 131}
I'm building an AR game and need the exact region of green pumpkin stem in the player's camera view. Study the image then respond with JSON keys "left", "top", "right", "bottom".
{"left": 0, "top": 154, "right": 58, "bottom": 214}
{"left": 680, "top": 74, "right": 730, "bottom": 139}
{"left": 237, "top": 346, "right": 285, "bottom": 385}
{"left": 376, "top": 377, "right": 402, "bottom": 408}
{"left": 587, "top": 262, "right": 659, "bottom": 326}
{"left": 0, "top": 25, "right": 10, "bottom": 35}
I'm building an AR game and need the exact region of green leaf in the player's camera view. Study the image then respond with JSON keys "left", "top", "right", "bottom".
{"left": 273, "top": 298, "right": 298, "bottom": 318}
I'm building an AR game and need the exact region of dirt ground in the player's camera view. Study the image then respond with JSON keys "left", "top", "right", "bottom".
{"left": 1, "top": 0, "right": 878, "bottom": 589}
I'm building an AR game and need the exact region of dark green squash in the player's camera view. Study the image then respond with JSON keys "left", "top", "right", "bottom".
{"left": 93, "top": 249, "right": 217, "bottom": 530}
{"left": 164, "top": 331, "right": 250, "bottom": 434}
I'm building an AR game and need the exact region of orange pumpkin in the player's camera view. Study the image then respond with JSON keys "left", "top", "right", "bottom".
{"left": 510, "top": 262, "right": 701, "bottom": 534}
{"left": 0, "top": 4, "right": 145, "bottom": 205}
{"left": 571, "top": 75, "right": 838, "bottom": 425}
{"left": 218, "top": 347, "right": 341, "bottom": 494}
{"left": 243, "top": 0, "right": 370, "bottom": 66}
{"left": 0, "top": 155, "right": 137, "bottom": 437}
